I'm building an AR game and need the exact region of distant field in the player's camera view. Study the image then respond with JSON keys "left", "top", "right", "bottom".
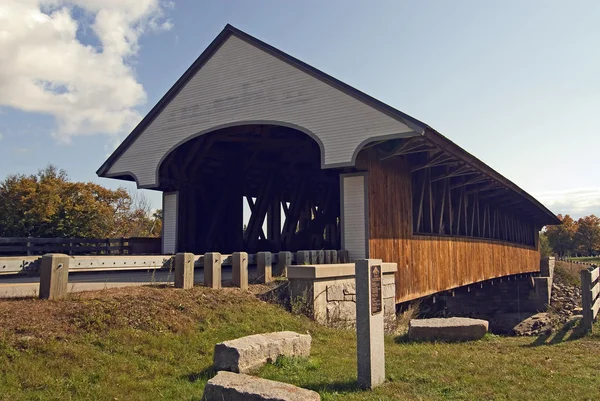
{"left": 569, "top": 256, "right": 600, "bottom": 265}
{"left": 0, "top": 285, "right": 599, "bottom": 401}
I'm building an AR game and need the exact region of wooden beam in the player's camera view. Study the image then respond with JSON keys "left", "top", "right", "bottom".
{"left": 411, "top": 153, "right": 456, "bottom": 172}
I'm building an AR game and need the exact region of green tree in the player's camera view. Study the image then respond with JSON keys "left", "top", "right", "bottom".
{"left": 539, "top": 231, "right": 552, "bottom": 258}
{"left": 545, "top": 214, "right": 577, "bottom": 256}
{"left": 0, "top": 165, "right": 159, "bottom": 238}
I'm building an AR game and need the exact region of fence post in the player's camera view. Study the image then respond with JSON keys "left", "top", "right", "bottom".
{"left": 39, "top": 254, "right": 70, "bottom": 300}
{"left": 175, "top": 253, "right": 195, "bottom": 289}
{"left": 257, "top": 251, "right": 273, "bottom": 283}
{"left": 26, "top": 236, "right": 32, "bottom": 256}
{"left": 232, "top": 252, "right": 248, "bottom": 290}
{"left": 275, "top": 251, "right": 292, "bottom": 276}
{"left": 204, "top": 252, "right": 222, "bottom": 289}
{"left": 581, "top": 268, "right": 593, "bottom": 332}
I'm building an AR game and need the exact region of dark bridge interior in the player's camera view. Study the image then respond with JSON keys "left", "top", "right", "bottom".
{"left": 158, "top": 124, "right": 342, "bottom": 254}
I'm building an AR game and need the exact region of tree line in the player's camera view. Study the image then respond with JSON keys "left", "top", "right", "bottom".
{"left": 0, "top": 165, "right": 162, "bottom": 239}
{"left": 542, "top": 214, "right": 600, "bottom": 257}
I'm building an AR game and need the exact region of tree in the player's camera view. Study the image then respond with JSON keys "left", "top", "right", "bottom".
{"left": 539, "top": 231, "right": 552, "bottom": 258}
{"left": 0, "top": 165, "right": 160, "bottom": 238}
{"left": 574, "top": 215, "right": 600, "bottom": 256}
{"left": 545, "top": 214, "right": 577, "bottom": 256}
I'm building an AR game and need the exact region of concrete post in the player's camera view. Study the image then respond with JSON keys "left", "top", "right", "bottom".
{"left": 296, "top": 250, "right": 311, "bottom": 265}
{"left": 204, "top": 252, "right": 222, "bottom": 289}
{"left": 325, "top": 250, "right": 337, "bottom": 264}
{"left": 316, "top": 250, "right": 325, "bottom": 264}
{"left": 175, "top": 253, "right": 195, "bottom": 289}
{"left": 232, "top": 252, "right": 248, "bottom": 290}
{"left": 540, "top": 257, "right": 555, "bottom": 278}
{"left": 275, "top": 251, "right": 292, "bottom": 276}
{"left": 355, "top": 259, "right": 385, "bottom": 389}
{"left": 39, "top": 254, "right": 70, "bottom": 300}
{"left": 257, "top": 252, "right": 272, "bottom": 283}
{"left": 338, "top": 250, "right": 350, "bottom": 263}
{"left": 309, "top": 251, "right": 318, "bottom": 264}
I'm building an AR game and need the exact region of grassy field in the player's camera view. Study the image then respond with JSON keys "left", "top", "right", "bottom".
{"left": 569, "top": 256, "right": 600, "bottom": 265}
{"left": 0, "top": 285, "right": 599, "bottom": 401}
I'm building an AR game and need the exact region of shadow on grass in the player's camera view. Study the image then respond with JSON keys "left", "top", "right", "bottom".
{"left": 183, "top": 366, "right": 217, "bottom": 383}
{"left": 524, "top": 319, "right": 588, "bottom": 347}
{"left": 302, "top": 379, "right": 360, "bottom": 393}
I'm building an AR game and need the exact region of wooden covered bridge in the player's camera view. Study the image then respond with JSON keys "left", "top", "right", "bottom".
{"left": 97, "top": 25, "right": 559, "bottom": 303}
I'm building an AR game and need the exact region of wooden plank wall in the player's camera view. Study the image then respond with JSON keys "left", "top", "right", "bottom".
{"left": 366, "top": 154, "right": 541, "bottom": 303}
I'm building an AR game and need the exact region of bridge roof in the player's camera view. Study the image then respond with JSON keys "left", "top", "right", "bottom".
{"left": 97, "top": 24, "right": 559, "bottom": 226}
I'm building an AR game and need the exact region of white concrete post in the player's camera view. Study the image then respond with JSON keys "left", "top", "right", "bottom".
{"left": 257, "top": 251, "right": 273, "bottom": 283}
{"left": 175, "top": 253, "right": 194, "bottom": 289}
{"left": 39, "top": 254, "right": 70, "bottom": 300}
{"left": 204, "top": 252, "right": 222, "bottom": 289}
{"left": 356, "top": 258, "right": 385, "bottom": 389}
{"left": 232, "top": 252, "right": 249, "bottom": 290}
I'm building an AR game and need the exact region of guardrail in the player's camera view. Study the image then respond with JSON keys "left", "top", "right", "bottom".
{"left": 581, "top": 264, "right": 600, "bottom": 333}
{"left": 0, "top": 249, "right": 350, "bottom": 276}
{"left": 0, "top": 237, "right": 161, "bottom": 256}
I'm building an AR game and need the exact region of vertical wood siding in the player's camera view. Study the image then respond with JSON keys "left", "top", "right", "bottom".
{"left": 367, "top": 156, "right": 541, "bottom": 303}
{"left": 162, "top": 192, "right": 178, "bottom": 254}
{"left": 341, "top": 174, "right": 367, "bottom": 260}
{"left": 108, "top": 35, "right": 414, "bottom": 187}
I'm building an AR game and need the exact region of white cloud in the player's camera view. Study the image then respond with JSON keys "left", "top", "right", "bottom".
{"left": 535, "top": 188, "right": 600, "bottom": 218}
{"left": 0, "top": 0, "right": 172, "bottom": 142}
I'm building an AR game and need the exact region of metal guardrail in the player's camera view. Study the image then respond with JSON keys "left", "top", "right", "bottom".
{"left": 0, "top": 249, "right": 350, "bottom": 276}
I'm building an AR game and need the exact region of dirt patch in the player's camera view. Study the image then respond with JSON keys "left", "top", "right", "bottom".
{"left": 0, "top": 285, "right": 269, "bottom": 342}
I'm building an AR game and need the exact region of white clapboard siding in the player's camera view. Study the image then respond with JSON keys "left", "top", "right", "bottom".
{"left": 162, "top": 192, "right": 178, "bottom": 254}
{"left": 341, "top": 174, "right": 368, "bottom": 260}
{"left": 108, "top": 34, "right": 415, "bottom": 187}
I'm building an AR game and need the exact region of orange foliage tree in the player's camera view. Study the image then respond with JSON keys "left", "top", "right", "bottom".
{"left": 0, "top": 165, "right": 161, "bottom": 238}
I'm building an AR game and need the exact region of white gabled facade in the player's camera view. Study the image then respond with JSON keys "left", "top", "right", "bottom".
{"left": 106, "top": 34, "right": 417, "bottom": 188}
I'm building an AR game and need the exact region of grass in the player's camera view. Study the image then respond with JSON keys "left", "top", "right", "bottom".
{"left": 569, "top": 256, "right": 600, "bottom": 265}
{"left": 0, "top": 285, "right": 599, "bottom": 400}
{"left": 554, "top": 260, "right": 584, "bottom": 287}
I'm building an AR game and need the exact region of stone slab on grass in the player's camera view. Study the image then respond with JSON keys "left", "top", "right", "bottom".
{"left": 213, "top": 331, "right": 311, "bottom": 373}
{"left": 202, "top": 371, "right": 320, "bottom": 401}
{"left": 408, "top": 317, "right": 489, "bottom": 342}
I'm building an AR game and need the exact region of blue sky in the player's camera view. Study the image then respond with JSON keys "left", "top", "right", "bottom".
{"left": 1, "top": 1, "right": 599, "bottom": 217}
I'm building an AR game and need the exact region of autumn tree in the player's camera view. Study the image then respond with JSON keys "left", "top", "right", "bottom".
{"left": 545, "top": 214, "right": 577, "bottom": 256}
{"left": 574, "top": 215, "right": 600, "bottom": 256}
{"left": 0, "top": 165, "right": 160, "bottom": 238}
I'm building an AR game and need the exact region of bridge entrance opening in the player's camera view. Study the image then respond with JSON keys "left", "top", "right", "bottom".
{"left": 158, "top": 124, "right": 342, "bottom": 254}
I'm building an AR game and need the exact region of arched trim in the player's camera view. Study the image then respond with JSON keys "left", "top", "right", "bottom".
{"left": 154, "top": 120, "right": 326, "bottom": 188}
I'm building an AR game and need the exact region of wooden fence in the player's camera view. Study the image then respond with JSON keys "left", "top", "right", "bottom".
{"left": 0, "top": 237, "right": 161, "bottom": 256}
{"left": 581, "top": 264, "right": 600, "bottom": 332}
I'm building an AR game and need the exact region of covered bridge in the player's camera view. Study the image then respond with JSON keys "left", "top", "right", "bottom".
{"left": 98, "top": 25, "right": 559, "bottom": 303}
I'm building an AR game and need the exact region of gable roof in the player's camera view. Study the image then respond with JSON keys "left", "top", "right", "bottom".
{"left": 97, "top": 24, "right": 559, "bottom": 225}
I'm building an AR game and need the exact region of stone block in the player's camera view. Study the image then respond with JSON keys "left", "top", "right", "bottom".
{"left": 174, "top": 253, "right": 194, "bottom": 289}
{"left": 326, "top": 302, "right": 356, "bottom": 327}
{"left": 326, "top": 282, "right": 355, "bottom": 302}
{"left": 382, "top": 283, "right": 395, "bottom": 299}
{"left": 408, "top": 317, "right": 489, "bottom": 342}
{"left": 213, "top": 331, "right": 311, "bottom": 374}
{"left": 202, "top": 371, "right": 320, "bottom": 401}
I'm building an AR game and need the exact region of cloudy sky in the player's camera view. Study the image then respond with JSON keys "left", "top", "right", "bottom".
{"left": 0, "top": 0, "right": 599, "bottom": 218}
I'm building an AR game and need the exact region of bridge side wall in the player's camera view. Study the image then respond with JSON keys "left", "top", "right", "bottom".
{"left": 365, "top": 154, "right": 541, "bottom": 303}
